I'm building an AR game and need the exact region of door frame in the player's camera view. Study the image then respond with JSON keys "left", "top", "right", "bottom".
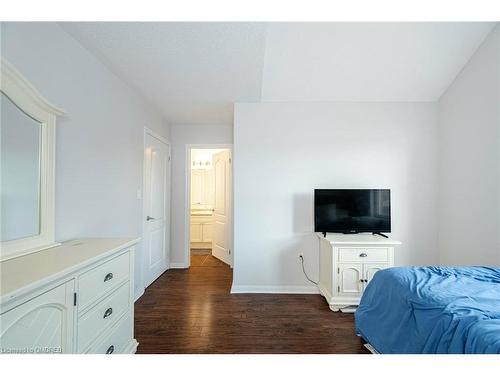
{"left": 140, "top": 127, "right": 171, "bottom": 297}
{"left": 184, "top": 144, "right": 233, "bottom": 268}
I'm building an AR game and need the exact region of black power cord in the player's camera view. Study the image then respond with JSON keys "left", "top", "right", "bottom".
{"left": 299, "top": 255, "right": 318, "bottom": 285}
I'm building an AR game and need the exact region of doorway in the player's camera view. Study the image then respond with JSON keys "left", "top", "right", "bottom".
{"left": 143, "top": 128, "right": 171, "bottom": 289}
{"left": 187, "top": 146, "right": 232, "bottom": 268}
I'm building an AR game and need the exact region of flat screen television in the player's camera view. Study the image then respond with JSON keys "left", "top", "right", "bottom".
{"left": 314, "top": 189, "right": 391, "bottom": 235}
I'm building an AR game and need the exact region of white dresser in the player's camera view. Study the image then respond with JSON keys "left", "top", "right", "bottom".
{"left": 318, "top": 234, "right": 401, "bottom": 312}
{"left": 0, "top": 238, "right": 139, "bottom": 354}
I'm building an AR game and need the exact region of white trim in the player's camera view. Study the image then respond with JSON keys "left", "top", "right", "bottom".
{"left": 144, "top": 126, "right": 170, "bottom": 146}
{"left": 184, "top": 144, "right": 233, "bottom": 269}
{"left": 0, "top": 58, "right": 64, "bottom": 261}
{"left": 0, "top": 58, "right": 64, "bottom": 116}
{"left": 230, "top": 284, "right": 320, "bottom": 294}
{"left": 141, "top": 127, "right": 171, "bottom": 292}
{"left": 169, "top": 262, "right": 188, "bottom": 269}
{"left": 134, "top": 287, "right": 145, "bottom": 302}
{"left": 123, "top": 339, "right": 139, "bottom": 354}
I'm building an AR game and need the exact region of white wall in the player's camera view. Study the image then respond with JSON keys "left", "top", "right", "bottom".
{"left": 1, "top": 23, "right": 170, "bottom": 298}
{"left": 233, "top": 103, "right": 439, "bottom": 291}
{"left": 438, "top": 25, "right": 500, "bottom": 266}
{"left": 170, "top": 124, "right": 233, "bottom": 266}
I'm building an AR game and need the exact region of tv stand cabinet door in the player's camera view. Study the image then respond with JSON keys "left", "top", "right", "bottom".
{"left": 363, "top": 263, "right": 388, "bottom": 288}
{"left": 338, "top": 264, "right": 363, "bottom": 296}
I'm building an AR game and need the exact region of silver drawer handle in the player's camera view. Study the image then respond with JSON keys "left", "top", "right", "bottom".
{"left": 359, "top": 253, "right": 368, "bottom": 257}
{"left": 103, "top": 307, "right": 113, "bottom": 319}
{"left": 104, "top": 273, "right": 114, "bottom": 282}
{"left": 106, "top": 345, "right": 114, "bottom": 354}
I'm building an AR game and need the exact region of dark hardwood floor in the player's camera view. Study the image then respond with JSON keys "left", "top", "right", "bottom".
{"left": 134, "top": 254, "right": 369, "bottom": 354}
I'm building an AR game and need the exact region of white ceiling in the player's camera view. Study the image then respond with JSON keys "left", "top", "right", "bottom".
{"left": 262, "top": 23, "right": 496, "bottom": 102}
{"left": 60, "top": 22, "right": 267, "bottom": 125}
{"left": 61, "top": 22, "right": 496, "bottom": 125}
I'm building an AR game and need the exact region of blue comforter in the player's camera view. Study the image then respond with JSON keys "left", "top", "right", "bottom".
{"left": 355, "top": 266, "right": 500, "bottom": 354}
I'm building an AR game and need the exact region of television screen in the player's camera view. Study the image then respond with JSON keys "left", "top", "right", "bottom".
{"left": 314, "top": 189, "right": 391, "bottom": 234}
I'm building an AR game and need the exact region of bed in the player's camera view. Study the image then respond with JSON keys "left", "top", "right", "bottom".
{"left": 354, "top": 266, "right": 500, "bottom": 354}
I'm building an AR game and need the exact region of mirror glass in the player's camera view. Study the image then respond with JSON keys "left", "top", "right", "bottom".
{"left": 1, "top": 92, "right": 42, "bottom": 241}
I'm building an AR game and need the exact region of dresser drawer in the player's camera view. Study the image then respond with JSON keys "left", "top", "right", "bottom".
{"left": 86, "top": 314, "right": 132, "bottom": 354}
{"left": 77, "top": 282, "right": 130, "bottom": 351}
{"left": 338, "top": 247, "right": 389, "bottom": 263}
{"left": 78, "top": 252, "right": 130, "bottom": 310}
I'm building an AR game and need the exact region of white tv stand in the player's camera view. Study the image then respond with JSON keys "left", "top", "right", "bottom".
{"left": 317, "top": 233, "right": 401, "bottom": 313}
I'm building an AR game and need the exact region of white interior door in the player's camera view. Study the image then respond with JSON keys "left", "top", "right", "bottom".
{"left": 212, "top": 150, "right": 232, "bottom": 266}
{"left": 143, "top": 132, "right": 170, "bottom": 287}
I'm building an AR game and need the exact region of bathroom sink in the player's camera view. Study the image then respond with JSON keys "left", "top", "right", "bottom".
{"left": 191, "top": 208, "right": 214, "bottom": 216}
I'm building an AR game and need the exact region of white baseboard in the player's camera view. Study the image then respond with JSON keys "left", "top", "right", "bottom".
{"left": 134, "top": 288, "right": 145, "bottom": 302}
{"left": 170, "top": 262, "right": 188, "bottom": 269}
{"left": 124, "top": 339, "right": 139, "bottom": 354}
{"left": 230, "top": 284, "right": 319, "bottom": 294}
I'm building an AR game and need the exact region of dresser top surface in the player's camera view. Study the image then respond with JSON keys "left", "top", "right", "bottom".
{"left": 317, "top": 233, "right": 402, "bottom": 246}
{"left": 1, "top": 238, "right": 139, "bottom": 299}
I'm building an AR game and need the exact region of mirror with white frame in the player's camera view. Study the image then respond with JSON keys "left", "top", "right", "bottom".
{"left": 0, "top": 59, "right": 63, "bottom": 261}
{"left": 1, "top": 92, "right": 42, "bottom": 241}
